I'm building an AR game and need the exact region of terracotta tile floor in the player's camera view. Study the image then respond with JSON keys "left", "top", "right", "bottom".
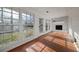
{"left": 9, "top": 32, "right": 76, "bottom": 52}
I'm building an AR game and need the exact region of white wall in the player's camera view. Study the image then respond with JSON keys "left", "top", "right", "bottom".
{"left": 67, "top": 8, "right": 79, "bottom": 37}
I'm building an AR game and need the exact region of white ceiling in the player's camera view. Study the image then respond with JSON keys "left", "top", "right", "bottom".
{"left": 12, "top": 7, "right": 79, "bottom": 19}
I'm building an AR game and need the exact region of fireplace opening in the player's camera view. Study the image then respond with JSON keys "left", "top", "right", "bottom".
{"left": 56, "top": 25, "right": 62, "bottom": 30}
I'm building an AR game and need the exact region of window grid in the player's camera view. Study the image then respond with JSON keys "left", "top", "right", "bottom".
{"left": 0, "top": 7, "right": 34, "bottom": 44}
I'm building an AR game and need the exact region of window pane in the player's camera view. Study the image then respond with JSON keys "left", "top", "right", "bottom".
{"left": 0, "top": 11, "right": 2, "bottom": 24}
{"left": 13, "top": 14, "right": 19, "bottom": 19}
{"left": 25, "top": 26, "right": 33, "bottom": 37}
{"left": 0, "top": 19, "right": 2, "bottom": 24}
{"left": 3, "top": 8, "right": 11, "bottom": 12}
{"left": 46, "top": 21, "right": 48, "bottom": 31}
{"left": 27, "top": 14, "right": 31, "bottom": 23}
{"left": 22, "top": 13, "right": 26, "bottom": 16}
{"left": 22, "top": 17, "right": 26, "bottom": 24}
{"left": 0, "top": 25, "right": 3, "bottom": 44}
{"left": 4, "top": 25, "right": 12, "bottom": 32}
{"left": 3, "top": 12, "right": 11, "bottom": 18}
{"left": 39, "top": 18, "right": 43, "bottom": 33}
{"left": 23, "top": 25, "right": 33, "bottom": 37}
{"left": 13, "top": 26, "right": 21, "bottom": 40}
{"left": 3, "top": 18, "right": 11, "bottom": 24}
{"left": 13, "top": 26, "right": 19, "bottom": 32}
{"left": 22, "top": 14, "right": 27, "bottom": 24}
{"left": 22, "top": 15, "right": 26, "bottom": 21}
{"left": 30, "top": 16, "right": 34, "bottom": 24}
{"left": 0, "top": 8, "right": 2, "bottom": 10}
{"left": 0, "top": 34, "right": 3, "bottom": 44}
{"left": 13, "top": 19, "right": 19, "bottom": 25}
{"left": 13, "top": 11, "right": 19, "bottom": 14}
{"left": 0, "top": 25, "right": 3, "bottom": 33}
{"left": 0, "top": 11, "right": 2, "bottom": 18}
{"left": 3, "top": 33, "right": 13, "bottom": 43}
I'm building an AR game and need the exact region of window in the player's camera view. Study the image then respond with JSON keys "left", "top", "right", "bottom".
{"left": 26, "top": 14, "right": 34, "bottom": 37}
{"left": 39, "top": 18, "right": 43, "bottom": 33}
{"left": 3, "top": 8, "right": 11, "bottom": 25}
{"left": 0, "top": 10, "right": 2, "bottom": 18}
{"left": 3, "top": 8, "right": 11, "bottom": 12}
{"left": 22, "top": 16, "right": 26, "bottom": 21}
{"left": 12, "top": 10, "right": 20, "bottom": 40}
{"left": 13, "top": 14, "right": 19, "bottom": 20}
{"left": 46, "top": 21, "right": 48, "bottom": 31}
{"left": 3, "top": 33, "right": 12, "bottom": 42}
{"left": 0, "top": 9, "right": 2, "bottom": 24}
{"left": 0, "top": 25, "right": 3, "bottom": 33}
{"left": 27, "top": 14, "right": 31, "bottom": 24}
{"left": 22, "top": 13, "right": 34, "bottom": 37}
{"left": 3, "top": 12, "right": 11, "bottom": 18}
{"left": 22, "top": 13, "right": 27, "bottom": 24}
{"left": 3, "top": 18, "right": 11, "bottom": 24}
{"left": 0, "top": 34, "right": 3, "bottom": 44}
{"left": 13, "top": 19, "right": 19, "bottom": 25}
{"left": 13, "top": 26, "right": 19, "bottom": 32}
{"left": 45, "top": 20, "right": 50, "bottom": 31}
{"left": 0, "top": 8, "right": 19, "bottom": 45}
{"left": 13, "top": 10, "right": 19, "bottom": 14}
{"left": 0, "top": 8, "right": 2, "bottom": 10}
{"left": 1, "top": 8, "right": 14, "bottom": 44}
{"left": 0, "top": 8, "right": 35, "bottom": 51}
{"left": 4, "top": 26, "right": 12, "bottom": 33}
{"left": 13, "top": 11, "right": 19, "bottom": 25}
{"left": 0, "top": 8, "right": 3, "bottom": 44}
{"left": 30, "top": 16, "right": 34, "bottom": 23}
